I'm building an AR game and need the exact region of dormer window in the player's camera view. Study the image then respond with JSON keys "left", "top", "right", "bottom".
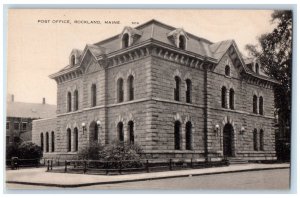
{"left": 122, "top": 33, "right": 129, "bottom": 48}
{"left": 71, "top": 55, "right": 75, "bottom": 66}
{"left": 120, "top": 27, "right": 142, "bottom": 49}
{"left": 168, "top": 28, "right": 189, "bottom": 50}
{"left": 69, "top": 49, "right": 82, "bottom": 67}
{"left": 179, "top": 35, "right": 186, "bottom": 50}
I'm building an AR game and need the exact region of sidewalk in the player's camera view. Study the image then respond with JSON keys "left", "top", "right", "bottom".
{"left": 6, "top": 163, "right": 290, "bottom": 188}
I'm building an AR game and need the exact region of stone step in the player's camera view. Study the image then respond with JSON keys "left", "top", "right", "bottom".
{"left": 227, "top": 158, "right": 248, "bottom": 164}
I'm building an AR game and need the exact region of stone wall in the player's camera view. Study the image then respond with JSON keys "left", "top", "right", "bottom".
{"left": 151, "top": 56, "right": 205, "bottom": 105}
{"left": 32, "top": 117, "right": 57, "bottom": 158}
{"left": 106, "top": 56, "right": 152, "bottom": 105}
{"left": 205, "top": 53, "right": 276, "bottom": 160}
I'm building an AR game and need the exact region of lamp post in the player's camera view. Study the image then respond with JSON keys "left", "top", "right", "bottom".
{"left": 82, "top": 122, "right": 86, "bottom": 134}
{"left": 96, "top": 120, "right": 101, "bottom": 126}
{"left": 215, "top": 124, "right": 222, "bottom": 157}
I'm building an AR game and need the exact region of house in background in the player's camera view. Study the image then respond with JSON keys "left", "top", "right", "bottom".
{"left": 6, "top": 94, "right": 56, "bottom": 144}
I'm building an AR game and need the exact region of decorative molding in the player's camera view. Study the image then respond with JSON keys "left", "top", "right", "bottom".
{"left": 174, "top": 113, "right": 182, "bottom": 122}
{"left": 127, "top": 113, "right": 135, "bottom": 123}
{"left": 114, "top": 71, "right": 125, "bottom": 82}
{"left": 173, "top": 69, "right": 182, "bottom": 79}
{"left": 72, "top": 122, "right": 79, "bottom": 129}
{"left": 115, "top": 115, "right": 125, "bottom": 126}
{"left": 183, "top": 72, "right": 192, "bottom": 81}
{"left": 127, "top": 69, "right": 136, "bottom": 79}
{"left": 65, "top": 123, "right": 72, "bottom": 130}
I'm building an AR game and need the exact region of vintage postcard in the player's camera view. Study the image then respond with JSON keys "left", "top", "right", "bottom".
{"left": 5, "top": 8, "right": 292, "bottom": 191}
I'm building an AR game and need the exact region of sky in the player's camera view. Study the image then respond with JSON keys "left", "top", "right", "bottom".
{"left": 7, "top": 9, "right": 276, "bottom": 105}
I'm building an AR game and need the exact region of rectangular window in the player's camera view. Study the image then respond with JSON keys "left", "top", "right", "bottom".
{"left": 6, "top": 122, "right": 9, "bottom": 130}
{"left": 6, "top": 136, "right": 10, "bottom": 143}
{"left": 14, "top": 122, "right": 19, "bottom": 130}
{"left": 22, "top": 122, "right": 27, "bottom": 131}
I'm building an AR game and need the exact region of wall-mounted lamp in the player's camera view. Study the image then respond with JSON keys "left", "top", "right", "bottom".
{"left": 240, "top": 126, "right": 245, "bottom": 134}
{"left": 96, "top": 120, "right": 101, "bottom": 127}
{"left": 82, "top": 122, "right": 86, "bottom": 134}
{"left": 214, "top": 124, "right": 220, "bottom": 134}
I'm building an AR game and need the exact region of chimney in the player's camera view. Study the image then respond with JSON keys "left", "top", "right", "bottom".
{"left": 11, "top": 94, "right": 14, "bottom": 102}
{"left": 42, "top": 97, "right": 46, "bottom": 104}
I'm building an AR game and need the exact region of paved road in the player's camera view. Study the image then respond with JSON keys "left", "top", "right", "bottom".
{"left": 6, "top": 169, "right": 289, "bottom": 191}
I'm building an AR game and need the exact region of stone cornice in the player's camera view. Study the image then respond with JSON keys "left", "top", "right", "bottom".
{"left": 56, "top": 97, "right": 275, "bottom": 120}
{"left": 50, "top": 67, "right": 83, "bottom": 85}
{"left": 106, "top": 39, "right": 215, "bottom": 72}
{"left": 50, "top": 39, "right": 278, "bottom": 86}
{"left": 210, "top": 71, "right": 275, "bottom": 90}
{"left": 242, "top": 73, "right": 278, "bottom": 89}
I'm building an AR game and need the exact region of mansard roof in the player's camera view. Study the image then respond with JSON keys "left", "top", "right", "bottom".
{"left": 50, "top": 19, "right": 280, "bottom": 85}
{"left": 83, "top": 44, "right": 106, "bottom": 59}
{"left": 7, "top": 101, "right": 56, "bottom": 119}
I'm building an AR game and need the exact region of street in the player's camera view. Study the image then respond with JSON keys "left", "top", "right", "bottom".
{"left": 6, "top": 168, "right": 289, "bottom": 191}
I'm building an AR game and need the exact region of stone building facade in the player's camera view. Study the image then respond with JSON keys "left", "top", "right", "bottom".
{"left": 32, "top": 20, "right": 279, "bottom": 161}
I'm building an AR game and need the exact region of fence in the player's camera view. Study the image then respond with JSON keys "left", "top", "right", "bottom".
{"left": 6, "top": 158, "right": 44, "bottom": 169}
{"left": 45, "top": 158, "right": 229, "bottom": 175}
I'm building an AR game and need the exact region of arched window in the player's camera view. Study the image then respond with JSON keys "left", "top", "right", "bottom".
{"left": 67, "top": 92, "right": 72, "bottom": 112}
{"left": 74, "top": 128, "right": 78, "bottom": 152}
{"left": 253, "top": 129, "right": 258, "bottom": 151}
{"left": 40, "top": 133, "right": 44, "bottom": 152}
{"left": 221, "top": 86, "right": 227, "bottom": 108}
{"left": 185, "top": 121, "right": 192, "bottom": 150}
{"left": 259, "top": 96, "right": 263, "bottom": 115}
{"left": 259, "top": 129, "right": 264, "bottom": 151}
{"left": 174, "top": 76, "right": 181, "bottom": 101}
{"left": 74, "top": 90, "right": 79, "bottom": 111}
{"left": 51, "top": 131, "right": 55, "bottom": 152}
{"left": 128, "top": 75, "right": 134, "bottom": 101}
{"left": 67, "top": 128, "right": 71, "bottom": 152}
{"left": 45, "top": 132, "right": 49, "bottom": 152}
{"left": 225, "top": 65, "right": 230, "bottom": 76}
{"left": 229, "top": 88, "right": 235, "bottom": 110}
{"left": 253, "top": 95, "right": 258, "bottom": 114}
{"left": 179, "top": 35, "right": 186, "bottom": 50}
{"left": 71, "top": 55, "right": 75, "bottom": 66}
{"left": 122, "top": 33, "right": 129, "bottom": 48}
{"left": 128, "top": 121, "right": 134, "bottom": 144}
{"left": 117, "top": 78, "right": 124, "bottom": 103}
{"left": 118, "top": 122, "right": 124, "bottom": 142}
{"left": 94, "top": 124, "right": 98, "bottom": 142}
{"left": 91, "top": 84, "right": 96, "bottom": 107}
{"left": 255, "top": 63, "right": 259, "bottom": 74}
{"left": 89, "top": 122, "right": 99, "bottom": 143}
{"left": 186, "top": 79, "right": 192, "bottom": 103}
{"left": 174, "top": 121, "right": 181, "bottom": 150}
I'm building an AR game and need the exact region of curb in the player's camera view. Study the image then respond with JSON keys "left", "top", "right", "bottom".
{"left": 6, "top": 166, "right": 289, "bottom": 188}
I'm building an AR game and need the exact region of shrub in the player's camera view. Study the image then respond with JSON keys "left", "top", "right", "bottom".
{"left": 78, "top": 142, "right": 103, "bottom": 160}
{"left": 100, "top": 141, "right": 144, "bottom": 169}
{"left": 6, "top": 142, "right": 42, "bottom": 166}
{"left": 6, "top": 143, "right": 20, "bottom": 160}
{"left": 18, "top": 142, "right": 43, "bottom": 159}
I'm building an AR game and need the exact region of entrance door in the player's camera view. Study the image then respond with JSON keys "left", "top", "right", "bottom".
{"left": 223, "top": 123, "right": 234, "bottom": 157}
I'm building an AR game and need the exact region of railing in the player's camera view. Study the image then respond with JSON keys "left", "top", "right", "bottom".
{"left": 6, "top": 158, "right": 43, "bottom": 169}
{"left": 45, "top": 158, "right": 229, "bottom": 175}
